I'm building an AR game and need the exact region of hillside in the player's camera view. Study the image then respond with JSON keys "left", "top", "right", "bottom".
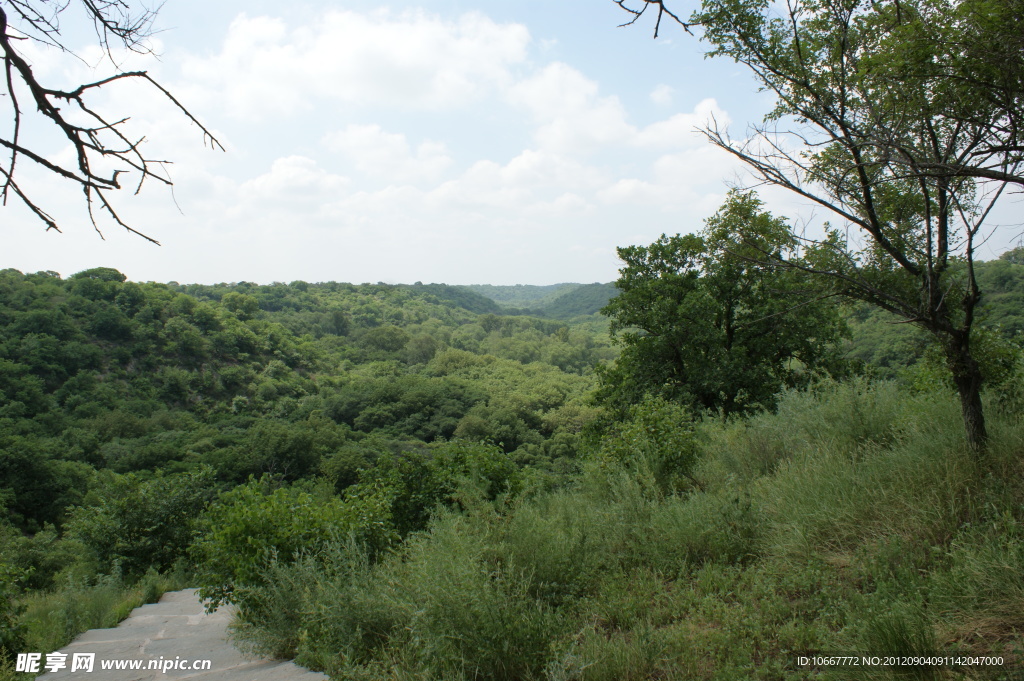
{"left": 3, "top": 260, "right": 1023, "bottom": 681}
{"left": 536, "top": 282, "right": 618, "bottom": 319}
{"left": 466, "top": 282, "right": 619, "bottom": 320}
{"left": 840, "top": 252, "right": 1024, "bottom": 377}
{"left": 0, "top": 268, "right": 615, "bottom": 535}
{"left": 462, "top": 283, "right": 581, "bottom": 309}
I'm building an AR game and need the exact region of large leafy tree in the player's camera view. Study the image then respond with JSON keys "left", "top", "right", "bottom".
{"left": 599, "top": 191, "right": 846, "bottom": 416}
{"left": 614, "top": 0, "right": 1023, "bottom": 450}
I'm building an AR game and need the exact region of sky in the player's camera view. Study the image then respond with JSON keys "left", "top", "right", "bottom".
{"left": 3, "top": 0, "right": 1022, "bottom": 285}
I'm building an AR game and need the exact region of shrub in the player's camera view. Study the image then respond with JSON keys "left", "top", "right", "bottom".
{"left": 64, "top": 467, "right": 217, "bottom": 577}
{"left": 191, "top": 478, "right": 396, "bottom": 609}
{"left": 391, "top": 512, "right": 565, "bottom": 681}
{"left": 352, "top": 440, "right": 520, "bottom": 536}
{"left": 0, "top": 563, "right": 27, "bottom": 665}
{"left": 594, "top": 396, "right": 700, "bottom": 496}
{"left": 232, "top": 538, "right": 405, "bottom": 667}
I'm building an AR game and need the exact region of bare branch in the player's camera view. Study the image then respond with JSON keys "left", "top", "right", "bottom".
{"left": 614, "top": 0, "right": 694, "bottom": 37}
{"left": 1, "top": 1, "right": 222, "bottom": 241}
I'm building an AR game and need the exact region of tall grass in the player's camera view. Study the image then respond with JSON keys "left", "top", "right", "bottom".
{"left": 228, "top": 380, "right": 1024, "bottom": 679}
{"left": 19, "top": 569, "right": 187, "bottom": 654}
{"left": 0, "top": 569, "right": 189, "bottom": 681}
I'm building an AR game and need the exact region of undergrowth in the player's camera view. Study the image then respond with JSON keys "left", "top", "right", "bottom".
{"left": 219, "top": 380, "right": 1024, "bottom": 679}
{"left": 0, "top": 569, "right": 189, "bottom": 681}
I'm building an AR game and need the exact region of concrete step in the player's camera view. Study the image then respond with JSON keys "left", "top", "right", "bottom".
{"left": 34, "top": 590, "right": 328, "bottom": 680}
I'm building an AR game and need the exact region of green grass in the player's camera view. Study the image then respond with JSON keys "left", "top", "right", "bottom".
{"left": 1, "top": 569, "right": 189, "bottom": 681}
{"left": 224, "top": 380, "right": 1024, "bottom": 680}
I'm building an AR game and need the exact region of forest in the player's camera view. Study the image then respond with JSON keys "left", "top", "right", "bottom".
{"left": 1, "top": 239, "right": 1023, "bottom": 679}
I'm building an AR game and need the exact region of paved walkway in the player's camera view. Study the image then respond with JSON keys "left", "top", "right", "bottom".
{"left": 36, "top": 589, "right": 329, "bottom": 680}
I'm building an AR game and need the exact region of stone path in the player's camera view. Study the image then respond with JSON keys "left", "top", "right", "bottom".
{"left": 35, "top": 589, "right": 329, "bottom": 680}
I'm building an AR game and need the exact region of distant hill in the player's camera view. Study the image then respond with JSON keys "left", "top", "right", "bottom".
{"left": 400, "top": 283, "right": 504, "bottom": 315}
{"left": 463, "top": 284, "right": 581, "bottom": 309}
{"left": 464, "top": 282, "right": 619, "bottom": 320}
{"left": 537, "top": 283, "right": 618, "bottom": 319}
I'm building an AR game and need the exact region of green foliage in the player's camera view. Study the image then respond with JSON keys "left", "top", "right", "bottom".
{"left": 902, "top": 329, "right": 1024, "bottom": 415}
{"left": 999, "top": 246, "right": 1024, "bottom": 266}
{"left": 64, "top": 467, "right": 217, "bottom": 577}
{"left": 11, "top": 264, "right": 1024, "bottom": 677}
{"left": 0, "top": 524, "right": 81, "bottom": 591}
{"left": 463, "top": 283, "right": 580, "bottom": 310}
{"left": 0, "top": 269, "right": 602, "bottom": 540}
{"left": 930, "top": 511, "right": 1024, "bottom": 636}
{"left": 17, "top": 569, "right": 187, "bottom": 656}
{"left": 842, "top": 252, "right": 1024, "bottom": 383}
{"left": 230, "top": 380, "right": 1024, "bottom": 678}
{"left": 352, "top": 440, "right": 520, "bottom": 537}
{"left": 394, "top": 517, "right": 565, "bottom": 681}
{"left": 0, "top": 562, "right": 27, "bottom": 664}
{"left": 601, "top": 191, "right": 847, "bottom": 416}
{"left": 537, "top": 282, "right": 618, "bottom": 320}
{"left": 0, "top": 437, "right": 90, "bottom": 531}
{"left": 594, "top": 396, "right": 700, "bottom": 496}
{"left": 693, "top": 0, "right": 1023, "bottom": 450}
{"left": 398, "top": 283, "right": 505, "bottom": 315}
{"left": 191, "top": 478, "right": 396, "bottom": 609}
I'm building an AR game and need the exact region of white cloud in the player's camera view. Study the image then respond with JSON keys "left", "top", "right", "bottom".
{"left": 181, "top": 9, "right": 531, "bottom": 119}
{"left": 430, "top": 149, "right": 606, "bottom": 210}
{"left": 635, "top": 99, "right": 731, "bottom": 149}
{"left": 237, "top": 156, "right": 349, "bottom": 207}
{"left": 6, "top": 5, "right": 799, "bottom": 285}
{"left": 323, "top": 125, "right": 453, "bottom": 183}
{"left": 508, "top": 65, "right": 729, "bottom": 156}
{"left": 650, "top": 83, "right": 674, "bottom": 105}
{"left": 508, "top": 62, "right": 633, "bottom": 154}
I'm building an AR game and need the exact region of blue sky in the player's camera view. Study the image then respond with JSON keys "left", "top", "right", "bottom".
{"left": 3, "top": 0, "right": 1019, "bottom": 284}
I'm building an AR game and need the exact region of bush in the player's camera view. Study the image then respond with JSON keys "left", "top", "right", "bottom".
{"left": 191, "top": 478, "right": 396, "bottom": 609}
{"left": 594, "top": 396, "right": 700, "bottom": 496}
{"left": 496, "top": 491, "right": 626, "bottom": 607}
{"left": 0, "top": 524, "right": 81, "bottom": 591}
{"left": 0, "top": 563, "right": 27, "bottom": 665}
{"left": 232, "top": 538, "right": 404, "bottom": 666}
{"left": 645, "top": 488, "right": 762, "bottom": 572}
{"left": 389, "top": 512, "right": 565, "bottom": 681}
{"left": 64, "top": 467, "right": 217, "bottom": 577}
{"left": 352, "top": 440, "right": 520, "bottom": 536}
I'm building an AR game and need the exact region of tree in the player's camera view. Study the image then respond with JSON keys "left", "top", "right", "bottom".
{"left": 1, "top": 1, "right": 222, "bottom": 242}
{"left": 614, "top": 0, "right": 1023, "bottom": 450}
{"left": 599, "top": 191, "right": 846, "bottom": 416}
{"left": 1001, "top": 247, "right": 1024, "bottom": 267}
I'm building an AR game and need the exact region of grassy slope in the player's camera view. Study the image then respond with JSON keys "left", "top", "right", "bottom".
{"left": 231, "top": 380, "right": 1024, "bottom": 680}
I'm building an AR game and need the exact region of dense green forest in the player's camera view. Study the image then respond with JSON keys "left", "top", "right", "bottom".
{"left": 1, "top": 248, "right": 1023, "bottom": 680}
{"left": 0, "top": 268, "right": 615, "bottom": 533}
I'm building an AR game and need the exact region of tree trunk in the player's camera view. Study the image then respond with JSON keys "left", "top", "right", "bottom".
{"left": 946, "top": 338, "right": 988, "bottom": 453}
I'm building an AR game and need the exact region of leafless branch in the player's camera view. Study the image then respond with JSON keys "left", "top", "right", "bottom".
{"left": 1, "top": 1, "right": 223, "bottom": 242}
{"left": 614, "top": 0, "right": 694, "bottom": 37}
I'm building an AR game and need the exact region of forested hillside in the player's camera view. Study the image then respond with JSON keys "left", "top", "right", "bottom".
{"left": 463, "top": 284, "right": 580, "bottom": 310}
{"left": 0, "top": 267, "right": 616, "bottom": 527}
{"left": 842, "top": 249, "right": 1024, "bottom": 377}
{"left": 465, "top": 283, "right": 617, "bottom": 320}
{"left": 2, "top": 252, "right": 1023, "bottom": 680}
